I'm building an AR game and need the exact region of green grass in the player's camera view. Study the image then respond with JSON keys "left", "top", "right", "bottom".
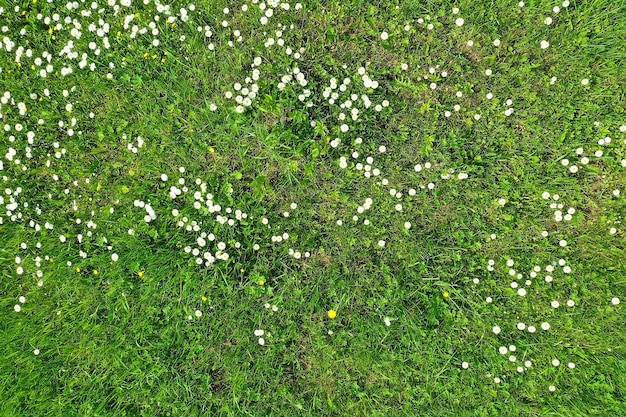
{"left": 1, "top": 0, "right": 625, "bottom": 415}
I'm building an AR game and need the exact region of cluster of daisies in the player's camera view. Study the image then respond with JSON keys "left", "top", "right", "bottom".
{"left": 277, "top": 65, "right": 312, "bottom": 107}
{"left": 1, "top": 86, "right": 84, "bottom": 176}
{"left": 321, "top": 68, "right": 389, "bottom": 133}
{"left": 0, "top": 0, "right": 308, "bottom": 97}
{"left": 470, "top": 247, "right": 621, "bottom": 389}
{"left": 1, "top": 79, "right": 121, "bottom": 282}
{"left": 158, "top": 168, "right": 313, "bottom": 269}
{"left": 251, "top": 303, "right": 282, "bottom": 345}
{"left": 161, "top": 168, "right": 247, "bottom": 265}
{"left": 541, "top": 192, "right": 576, "bottom": 223}
{"left": 473, "top": 257, "right": 579, "bottom": 386}
{"left": 333, "top": 155, "right": 468, "bottom": 233}
{"left": 560, "top": 133, "right": 626, "bottom": 175}
{"left": 125, "top": 134, "right": 145, "bottom": 154}
{"left": 219, "top": 7, "right": 309, "bottom": 114}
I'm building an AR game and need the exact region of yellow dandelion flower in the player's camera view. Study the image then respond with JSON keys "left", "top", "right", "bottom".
{"left": 93, "top": 270, "right": 98, "bottom": 275}
{"left": 137, "top": 271, "right": 144, "bottom": 277}
{"left": 327, "top": 309, "right": 337, "bottom": 319}
{"left": 75, "top": 267, "right": 81, "bottom": 273}
{"left": 259, "top": 279, "right": 265, "bottom": 286}
{"left": 209, "top": 147, "right": 215, "bottom": 153}
{"left": 443, "top": 291, "right": 450, "bottom": 298}
{"left": 201, "top": 296, "right": 207, "bottom": 302}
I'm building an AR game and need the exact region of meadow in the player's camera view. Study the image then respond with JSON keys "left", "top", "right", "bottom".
{"left": 1, "top": 0, "right": 625, "bottom": 415}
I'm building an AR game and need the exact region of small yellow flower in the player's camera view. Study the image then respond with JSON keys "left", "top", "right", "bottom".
{"left": 259, "top": 279, "right": 265, "bottom": 286}
{"left": 443, "top": 291, "right": 450, "bottom": 298}
{"left": 75, "top": 267, "right": 81, "bottom": 273}
{"left": 137, "top": 271, "right": 144, "bottom": 277}
{"left": 134, "top": 12, "right": 140, "bottom": 17}
{"left": 209, "top": 147, "right": 215, "bottom": 153}
{"left": 49, "top": 258, "right": 54, "bottom": 263}
{"left": 93, "top": 270, "right": 98, "bottom": 275}
{"left": 201, "top": 296, "right": 207, "bottom": 302}
{"left": 328, "top": 309, "right": 337, "bottom": 319}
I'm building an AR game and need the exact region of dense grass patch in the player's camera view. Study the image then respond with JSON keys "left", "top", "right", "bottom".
{"left": 1, "top": 0, "right": 625, "bottom": 415}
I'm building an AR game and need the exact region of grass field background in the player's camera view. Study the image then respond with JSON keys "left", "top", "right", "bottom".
{"left": 1, "top": 0, "right": 625, "bottom": 415}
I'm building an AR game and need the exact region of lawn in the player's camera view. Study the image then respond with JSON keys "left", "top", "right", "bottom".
{"left": 1, "top": 0, "right": 625, "bottom": 415}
